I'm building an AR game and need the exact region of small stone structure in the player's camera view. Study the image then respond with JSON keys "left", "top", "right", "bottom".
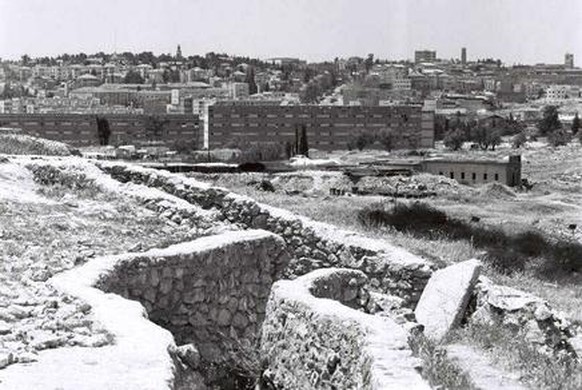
{"left": 261, "top": 268, "right": 430, "bottom": 389}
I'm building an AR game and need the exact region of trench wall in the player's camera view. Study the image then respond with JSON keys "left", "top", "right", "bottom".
{"left": 99, "top": 162, "right": 433, "bottom": 306}
{"left": 260, "top": 268, "right": 429, "bottom": 389}
{"left": 95, "top": 230, "right": 289, "bottom": 364}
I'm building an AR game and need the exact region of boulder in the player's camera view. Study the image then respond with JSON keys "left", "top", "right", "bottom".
{"left": 415, "top": 259, "right": 481, "bottom": 341}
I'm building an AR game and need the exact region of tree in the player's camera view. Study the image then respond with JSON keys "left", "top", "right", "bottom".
{"left": 537, "top": 105, "right": 561, "bottom": 135}
{"left": 376, "top": 128, "right": 396, "bottom": 151}
{"left": 300, "top": 82, "right": 320, "bottom": 103}
{"left": 364, "top": 53, "right": 374, "bottom": 73}
{"left": 572, "top": 112, "right": 580, "bottom": 135}
{"left": 488, "top": 129, "right": 502, "bottom": 151}
{"left": 123, "top": 70, "right": 144, "bottom": 84}
{"left": 347, "top": 130, "right": 374, "bottom": 151}
{"left": 547, "top": 128, "right": 572, "bottom": 147}
{"left": 245, "top": 66, "right": 258, "bottom": 95}
{"left": 96, "top": 116, "right": 111, "bottom": 146}
{"left": 298, "top": 125, "right": 309, "bottom": 156}
{"left": 145, "top": 116, "right": 168, "bottom": 141}
{"left": 470, "top": 126, "right": 501, "bottom": 151}
{"left": 443, "top": 129, "right": 465, "bottom": 151}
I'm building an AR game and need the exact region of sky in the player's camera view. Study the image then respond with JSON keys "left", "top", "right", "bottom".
{"left": 1, "top": 0, "right": 581, "bottom": 65}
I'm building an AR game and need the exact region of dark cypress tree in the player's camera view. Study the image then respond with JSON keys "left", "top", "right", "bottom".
{"left": 96, "top": 116, "right": 111, "bottom": 146}
{"left": 246, "top": 67, "right": 258, "bottom": 95}
{"left": 572, "top": 112, "right": 580, "bottom": 135}
{"left": 299, "top": 125, "right": 309, "bottom": 157}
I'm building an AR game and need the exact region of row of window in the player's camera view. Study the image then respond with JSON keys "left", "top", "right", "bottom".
{"left": 439, "top": 171, "right": 500, "bottom": 181}
{"left": 210, "top": 113, "right": 420, "bottom": 120}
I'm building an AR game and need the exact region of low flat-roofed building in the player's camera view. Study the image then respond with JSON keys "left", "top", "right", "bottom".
{"left": 422, "top": 155, "right": 521, "bottom": 186}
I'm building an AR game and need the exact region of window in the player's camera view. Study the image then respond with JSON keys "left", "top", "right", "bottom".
{"left": 439, "top": 171, "right": 443, "bottom": 176}
{"left": 472, "top": 173, "right": 476, "bottom": 180}
{"left": 461, "top": 172, "right": 465, "bottom": 180}
{"left": 494, "top": 173, "right": 499, "bottom": 181}
{"left": 483, "top": 173, "right": 488, "bottom": 180}
{"left": 450, "top": 172, "right": 454, "bottom": 179}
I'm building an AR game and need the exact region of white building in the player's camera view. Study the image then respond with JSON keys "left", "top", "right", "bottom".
{"left": 545, "top": 85, "right": 580, "bottom": 100}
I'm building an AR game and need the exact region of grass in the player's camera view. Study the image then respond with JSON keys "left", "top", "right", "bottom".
{"left": 409, "top": 331, "right": 474, "bottom": 389}
{"left": 449, "top": 322, "right": 582, "bottom": 390}
{"left": 357, "top": 201, "right": 582, "bottom": 275}
{"left": 207, "top": 175, "right": 582, "bottom": 324}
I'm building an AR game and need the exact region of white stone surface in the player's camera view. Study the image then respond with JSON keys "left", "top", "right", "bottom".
{"left": 415, "top": 259, "right": 481, "bottom": 341}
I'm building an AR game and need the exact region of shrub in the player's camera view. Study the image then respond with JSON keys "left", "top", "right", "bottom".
{"left": 443, "top": 129, "right": 465, "bottom": 151}
{"left": 484, "top": 247, "right": 528, "bottom": 273}
{"left": 547, "top": 128, "right": 572, "bottom": 147}
{"left": 347, "top": 130, "right": 375, "bottom": 151}
{"left": 376, "top": 128, "right": 397, "bottom": 151}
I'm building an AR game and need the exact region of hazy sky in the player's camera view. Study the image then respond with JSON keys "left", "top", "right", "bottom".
{"left": 1, "top": 0, "right": 581, "bottom": 65}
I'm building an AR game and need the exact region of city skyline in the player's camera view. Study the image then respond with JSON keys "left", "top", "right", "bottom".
{"left": 1, "top": 0, "right": 581, "bottom": 65}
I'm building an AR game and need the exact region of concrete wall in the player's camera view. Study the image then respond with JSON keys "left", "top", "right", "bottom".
{"left": 99, "top": 162, "right": 433, "bottom": 306}
{"left": 260, "top": 268, "right": 429, "bottom": 389}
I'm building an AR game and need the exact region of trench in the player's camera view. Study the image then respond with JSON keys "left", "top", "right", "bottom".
{"left": 92, "top": 232, "right": 289, "bottom": 389}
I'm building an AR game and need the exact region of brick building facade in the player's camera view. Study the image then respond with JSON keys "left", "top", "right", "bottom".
{"left": 0, "top": 114, "right": 201, "bottom": 147}
{"left": 207, "top": 103, "right": 434, "bottom": 151}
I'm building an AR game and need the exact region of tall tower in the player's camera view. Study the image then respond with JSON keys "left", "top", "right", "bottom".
{"left": 565, "top": 53, "right": 574, "bottom": 68}
{"left": 461, "top": 47, "right": 467, "bottom": 65}
{"left": 176, "top": 45, "right": 183, "bottom": 60}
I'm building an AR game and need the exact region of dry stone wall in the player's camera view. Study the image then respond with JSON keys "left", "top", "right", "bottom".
{"left": 260, "top": 268, "right": 429, "bottom": 389}
{"left": 95, "top": 230, "right": 289, "bottom": 365}
{"left": 99, "top": 162, "right": 433, "bottom": 306}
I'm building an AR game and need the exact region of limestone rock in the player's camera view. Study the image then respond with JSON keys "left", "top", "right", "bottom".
{"left": 0, "top": 350, "right": 13, "bottom": 369}
{"left": 415, "top": 259, "right": 481, "bottom": 341}
{"left": 176, "top": 343, "right": 200, "bottom": 369}
{"left": 570, "top": 335, "right": 582, "bottom": 359}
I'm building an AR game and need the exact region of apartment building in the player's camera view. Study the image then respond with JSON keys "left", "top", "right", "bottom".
{"left": 0, "top": 113, "right": 201, "bottom": 147}
{"left": 208, "top": 103, "right": 434, "bottom": 151}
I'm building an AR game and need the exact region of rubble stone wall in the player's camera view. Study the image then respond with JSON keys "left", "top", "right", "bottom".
{"left": 95, "top": 230, "right": 289, "bottom": 364}
{"left": 260, "top": 268, "right": 429, "bottom": 389}
{"left": 100, "top": 163, "right": 433, "bottom": 306}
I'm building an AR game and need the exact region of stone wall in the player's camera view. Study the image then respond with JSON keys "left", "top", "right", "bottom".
{"left": 260, "top": 268, "right": 429, "bottom": 389}
{"left": 95, "top": 230, "right": 289, "bottom": 365}
{"left": 99, "top": 162, "right": 433, "bottom": 306}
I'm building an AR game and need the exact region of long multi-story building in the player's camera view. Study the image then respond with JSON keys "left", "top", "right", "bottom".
{"left": 414, "top": 50, "right": 437, "bottom": 64}
{"left": 207, "top": 103, "right": 434, "bottom": 151}
{"left": 0, "top": 113, "right": 201, "bottom": 147}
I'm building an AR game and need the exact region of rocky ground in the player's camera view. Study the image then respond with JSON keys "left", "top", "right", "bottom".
{"left": 0, "top": 157, "right": 232, "bottom": 370}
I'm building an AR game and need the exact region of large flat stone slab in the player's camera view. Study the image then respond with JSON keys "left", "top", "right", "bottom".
{"left": 415, "top": 259, "right": 481, "bottom": 341}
